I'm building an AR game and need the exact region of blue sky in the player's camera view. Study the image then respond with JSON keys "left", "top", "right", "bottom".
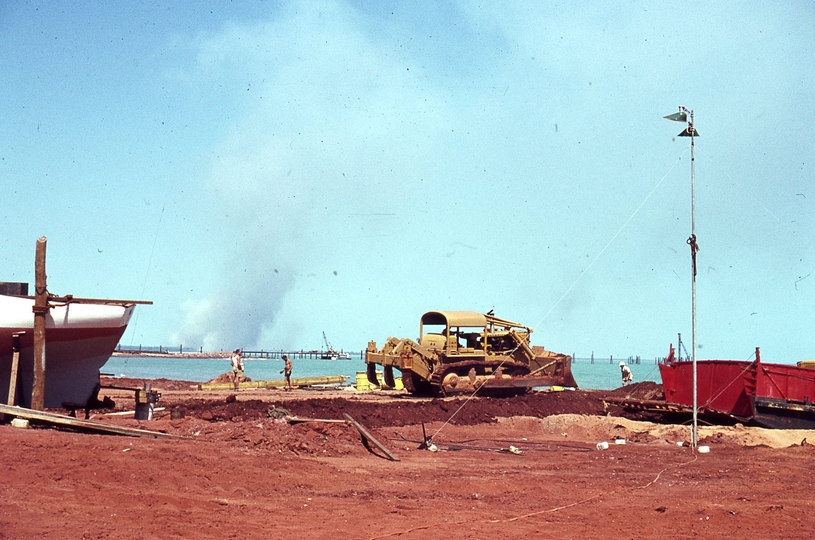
{"left": 2, "top": 1, "right": 813, "bottom": 361}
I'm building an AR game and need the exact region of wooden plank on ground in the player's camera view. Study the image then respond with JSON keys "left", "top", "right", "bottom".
{"left": 285, "top": 417, "right": 347, "bottom": 424}
{"left": 343, "top": 413, "right": 399, "bottom": 462}
{"left": 0, "top": 403, "right": 186, "bottom": 440}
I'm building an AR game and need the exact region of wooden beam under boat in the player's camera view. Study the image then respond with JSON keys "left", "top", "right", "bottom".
{"left": 197, "top": 375, "right": 347, "bottom": 391}
{"left": 0, "top": 403, "right": 185, "bottom": 439}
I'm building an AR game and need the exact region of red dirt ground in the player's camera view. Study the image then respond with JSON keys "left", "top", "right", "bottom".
{"left": 1, "top": 380, "right": 813, "bottom": 539}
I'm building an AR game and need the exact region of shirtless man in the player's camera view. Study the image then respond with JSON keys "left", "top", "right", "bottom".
{"left": 230, "top": 349, "right": 244, "bottom": 390}
{"left": 280, "top": 355, "right": 293, "bottom": 390}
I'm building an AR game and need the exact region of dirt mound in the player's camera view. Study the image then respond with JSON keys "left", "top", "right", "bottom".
{"left": 603, "top": 380, "right": 663, "bottom": 400}
{"left": 504, "top": 414, "right": 815, "bottom": 449}
{"left": 101, "top": 376, "right": 200, "bottom": 392}
{"left": 173, "top": 389, "right": 608, "bottom": 429}
{"left": 205, "top": 372, "right": 252, "bottom": 384}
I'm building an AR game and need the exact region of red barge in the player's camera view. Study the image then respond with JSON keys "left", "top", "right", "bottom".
{"left": 659, "top": 345, "right": 815, "bottom": 429}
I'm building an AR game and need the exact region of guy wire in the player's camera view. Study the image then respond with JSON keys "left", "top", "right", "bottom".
{"left": 124, "top": 201, "right": 165, "bottom": 347}
{"left": 533, "top": 149, "right": 687, "bottom": 330}
{"left": 429, "top": 150, "right": 688, "bottom": 444}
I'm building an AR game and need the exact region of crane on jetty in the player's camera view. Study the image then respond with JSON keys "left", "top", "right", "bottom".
{"left": 321, "top": 332, "right": 350, "bottom": 360}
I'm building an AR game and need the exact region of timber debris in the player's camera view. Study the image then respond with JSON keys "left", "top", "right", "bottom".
{"left": 0, "top": 403, "right": 185, "bottom": 439}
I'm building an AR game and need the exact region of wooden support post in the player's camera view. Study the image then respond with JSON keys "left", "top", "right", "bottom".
{"left": 1, "top": 332, "right": 25, "bottom": 421}
{"left": 7, "top": 332, "right": 24, "bottom": 406}
{"left": 31, "top": 237, "right": 49, "bottom": 411}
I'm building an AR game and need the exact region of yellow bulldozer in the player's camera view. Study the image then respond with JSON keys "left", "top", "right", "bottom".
{"left": 365, "top": 310, "right": 577, "bottom": 396}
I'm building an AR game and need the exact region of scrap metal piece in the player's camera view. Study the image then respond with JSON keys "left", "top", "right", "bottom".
{"left": 343, "top": 413, "right": 399, "bottom": 461}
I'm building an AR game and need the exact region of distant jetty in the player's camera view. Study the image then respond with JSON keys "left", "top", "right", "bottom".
{"left": 112, "top": 349, "right": 230, "bottom": 359}
{"left": 113, "top": 347, "right": 362, "bottom": 360}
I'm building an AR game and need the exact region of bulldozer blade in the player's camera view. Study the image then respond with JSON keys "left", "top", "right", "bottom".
{"left": 383, "top": 365, "right": 396, "bottom": 388}
{"left": 366, "top": 363, "right": 379, "bottom": 387}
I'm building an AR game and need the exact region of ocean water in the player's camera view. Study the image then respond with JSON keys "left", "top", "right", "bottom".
{"left": 102, "top": 355, "right": 663, "bottom": 391}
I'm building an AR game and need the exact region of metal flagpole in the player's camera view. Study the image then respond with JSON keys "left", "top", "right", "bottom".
{"left": 664, "top": 106, "right": 699, "bottom": 448}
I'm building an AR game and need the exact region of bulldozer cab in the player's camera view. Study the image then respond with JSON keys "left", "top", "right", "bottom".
{"left": 420, "top": 311, "right": 485, "bottom": 354}
{"left": 419, "top": 310, "right": 533, "bottom": 356}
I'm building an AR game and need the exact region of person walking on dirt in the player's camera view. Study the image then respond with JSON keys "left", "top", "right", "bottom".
{"left": 280, "top": 355, "right": 293, "bottom": 390}
{"left": 231, "top": 349, "right": 244, "bottom": 390}
{"left": 619, "top": 361, "right": 632, "bottom": 386}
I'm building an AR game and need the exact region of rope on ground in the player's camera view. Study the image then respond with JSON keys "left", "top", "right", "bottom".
{"left": 368, "top": 453, "right": 699, "bottom": 539}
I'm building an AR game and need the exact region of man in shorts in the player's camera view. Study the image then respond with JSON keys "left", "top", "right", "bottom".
{"left": 280, "top": 355, "right": 293, "bottom": 390}
{"left": 620, "top": 361, "right": 632, "bottom": 386}
{"left": 231, "top": 349, "right": 244, "bottom": 390}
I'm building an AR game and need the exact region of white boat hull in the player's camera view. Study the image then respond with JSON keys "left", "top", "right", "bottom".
{"left": 0, "top": 295, "right": 134, "bottom": 408}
